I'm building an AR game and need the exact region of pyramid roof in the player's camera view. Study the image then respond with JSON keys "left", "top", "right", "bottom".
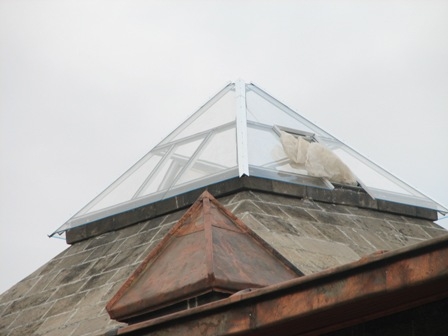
{"left": 106, "top": 191, "right": 302, "bottom": 323}
{"left": 51, "top": 80, "right": 446, "bottom": 236}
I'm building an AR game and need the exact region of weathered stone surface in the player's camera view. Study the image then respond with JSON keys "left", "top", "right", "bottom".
{"left": 0, "top": 190, "right": 446, "bottom": 336}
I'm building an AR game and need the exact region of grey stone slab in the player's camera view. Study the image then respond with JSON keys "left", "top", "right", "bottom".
{"left": 36, "top": 256, "right": 66, "bottom": 278}
{"left": 296, "top": 249, "right": 346, "bottom": 273}
{"left": 313, "top": 223, "right": 353, "bottom": 245}
{"left": 44, "top": 292, "right": 85, "bottom": 318}
{"left": 71, "top": 314, "right": 111, "bottom": 336}
{"left": 272, "top": 246, "right": 320, "bottom": 275}
{"left": 121, "top": 227, "right": 160, "bottom": 248}
{"left": 87, "top": 231, "right": 122, "bottom": 250}
{"left": 0, "top": 275, "right": 38, "bottom": 303}
{"left": 136, "top": 215, "right": 166, "bottom": 233}
{"left": 48, "top": 280, "right": 86, "bottom": 302}
{"left": 377, "top": 200, "right": 417, "bottom": 217}
{"left": 271, "top": 180, "right": 307, "bottom": 198}
{"left": 106, "top": 265, "right": 137, "bottom": 285}
{"left": 402, "top": 216, "right": 442, "bottom": 228}
{"left": 84, "top": 239, "right": 124, "bottom": 262}
{"left": 231, "top": 200, "right": 264, "bottom": 216}
{"left": 36, "top": 311, "right": 73, "bottom": 335}
{"left": 79, "top": 270, "right": 117, "bottom": 292}
{"left": 11, "top": 302, "right": 53, "bottom": 329}
{"left": 84, "top": 257, "right": 117, "bottom": 278}
{"left": 306, "top": 209, "right": 358, "bottom": 228}
{"left": 292, "top": 219, "right": 333, "bottom": 240}
{"left": 78, "top": 284, "right": 114, "bottom": 307}
{"left": 291, "top": 236, "right": 360, "bottom": 260}
{"left": 104, "top": 243, "right": 149, "bottom": 272}
{"left": 113, "top": 221, "right": 146, "bottom": 239}
{"left": 161, "top": 208, "right": 188, "bottom": 226}
{"left": 280, "top": 205, "right": 317, "bottom": 222}
{"left": 239, "top": 213, "right": 270, "bottom": 232}
{"left": 57, "top": 250, "right": 93, "bottom": 268}
{"left": 68, "top": 305, "right": 103, "bottom": 325}
{"left": 44, "top": 261, "right": 95, "bottom": 290}
{"left": 387, "top": 221, "right": 432, "bottom": 239}
{"left": 7, "top": 320, "right": 44, "bottom": 336}
{"left": 252, "top": 213, "right": 299, "bottom": 235}
{"left": 316, "top": 202, "right": 352, "bottom": 214}
{"left": 350, "top": 215, "right": 395, "bottom": 235}
{"left": 421, "top": 227, "right": 448, "bottom": 239}
{"left": 0, "top": 311, "right": 18, "bottom": 330}
{"left": 3, "top": 289, "right": 53, "bottom": 315}
{"left": 350, "top": 228, "right": 394, "bottom": 251}
{"left": 348, "top": 243, "right": 377, "bottom": 258}
{"left": 252, "top": 200, "right": 292, "bottom": 218}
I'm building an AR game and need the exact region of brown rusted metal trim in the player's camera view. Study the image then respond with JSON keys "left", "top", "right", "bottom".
{"left": 115, "top": 234, "right": 448, "bottom": 336}
{"left": 203, "top": 197, "right": 215, "bottom": 285}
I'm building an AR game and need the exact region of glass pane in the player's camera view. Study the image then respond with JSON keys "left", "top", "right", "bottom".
{"left": 139, "top": 137, "right": 204, "bottom": 196}
{"left": 165, "top": 88, "right": 236, "bottom": 143}
{"left": 248, "top": 125, "right": 286, "bottom": 167}
{"left": 175, "top": 127, "right": 237, "bottom": 186}
{"left": 79, "top": 150, "right": 167, "bottom": 215}
{"left": 246, "top": 89, "right": 315, "bottom": 135}
{"left": 333, "top": 148, "right": 409, "bottom": 194}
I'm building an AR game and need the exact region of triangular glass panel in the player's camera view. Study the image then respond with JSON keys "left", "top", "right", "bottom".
{"left": 51, "top": 80, "right": 447, "bottom": 236}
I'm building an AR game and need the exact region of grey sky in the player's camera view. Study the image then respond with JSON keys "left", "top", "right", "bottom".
{"left": 1, "top": 1, "right": 447, "bottom": 294}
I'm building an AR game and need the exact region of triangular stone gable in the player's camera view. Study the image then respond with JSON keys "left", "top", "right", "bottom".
{"left": 106, "top": 191, "right": 303, "bottom": 323}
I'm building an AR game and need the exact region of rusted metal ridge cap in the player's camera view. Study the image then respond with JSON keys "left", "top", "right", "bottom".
{"left": 106, "top": 190, "right": 303, "bottom": 323}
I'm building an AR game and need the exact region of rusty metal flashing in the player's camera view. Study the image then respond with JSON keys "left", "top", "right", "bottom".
{"left": 110, "top": 233, "right": 448, "bottom": 336}
{"left": 106, "top": 191, "right": 303, "bottom": 323}
{"left": 66, "top": 176, "right": 438, "bottom": 244}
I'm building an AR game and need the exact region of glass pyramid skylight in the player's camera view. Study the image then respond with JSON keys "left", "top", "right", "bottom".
{"left": 52, "top": 80, "right": 447, "bottom": 236}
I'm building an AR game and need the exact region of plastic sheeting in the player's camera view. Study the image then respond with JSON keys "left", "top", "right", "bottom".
{"left": 280, "top": 131, "right": 357, "bottom": 186}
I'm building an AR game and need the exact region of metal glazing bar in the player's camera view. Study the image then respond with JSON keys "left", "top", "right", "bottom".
{"left": 235, "top": 79, "right": 249, "bottom": 176}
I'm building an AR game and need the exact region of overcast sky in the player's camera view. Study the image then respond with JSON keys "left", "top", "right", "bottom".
{"left": 1, "top": 0, "right": 447, "bottom": 294}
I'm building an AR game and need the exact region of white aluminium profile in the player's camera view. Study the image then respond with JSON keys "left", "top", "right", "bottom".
{"left": 235, "top": 79, "right": 249, "bottom": 176}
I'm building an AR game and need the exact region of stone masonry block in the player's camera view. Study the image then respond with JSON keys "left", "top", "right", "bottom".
{"left": 71, "top": 313, "right": 111, "bottom": 336}
{"left": 0, "top": 311, "right": 18, "bottom": 330}
{"left": 35, "top": 311, "right": 72, "bottom": 335}
{"left": 291, "top": 236, "right": 360, "bottom": 260}
{"left": 8, "top": 320, "right": 44, "bottom": 336}
{"left": 44, "top": 292, "right": 86, "bottom": 318}
{"left": 12, "top": 302, "right": 53, "bottom": 329}
{"left": 280, "top": 205, "right": 317, "bottom": 222}
{"left": 238, "top": 213, "right": 270, "bottom": 232}
{"left": 387, "top": 221, "right": 432, "bottom": 239}
{"left": 80, "top": 270, "right": 117, "bottom": 292}
{"left": 44, "top": 261, "right": 95, "bottom": 290}
{"left": 421, "top": 227, "right": 448, "bottom": 239}
{"left": 288, "top": 219, "right": 328, "bottom": 240}
{"left": 49, "top": 280, "right": 86, "bottom": 301}
{"left": 312, "top": 223, "right": 353, "bottom": 245}
{"left": 4, "top": 289, "right": 53, "bottom": 316}
{"left": 306, "top": 209, "right": 358, "bottom": 228}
